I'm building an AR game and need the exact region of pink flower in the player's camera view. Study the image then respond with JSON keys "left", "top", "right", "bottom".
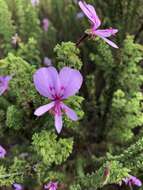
{"left": 44, "top": 57, "right": 52, "bottom": 67}
{"left": 0, "top": 76, "right": 12, "bottom": 95}
{"left": 33, "top": 67, "right": 83, "bottom": 133}
{"left": 78, "top": 1, "right": 118, "bottom": 48}
{"left": 42, "top": 18, "right": 49, "bottom": 32}
{"left": 31, "top": 0, "right": 39, "bottom": 6}
{"left": 44, "top": 181, "right": 58, "bottom": 190}
{"left": 12, "top": 183, "right": 23, "bottom": 190}
{"left": 123, "top": 175, "right": 142, "bottom": 187}
{"left": 0, "top": 145, "right": 6, "bottom": 158}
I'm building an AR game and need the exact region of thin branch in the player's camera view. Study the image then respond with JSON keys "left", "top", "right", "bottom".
{"left": 76, "top": 33, "right": 88, "bottom": 47}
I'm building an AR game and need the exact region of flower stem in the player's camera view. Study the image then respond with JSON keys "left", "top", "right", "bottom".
{"left": 76, "top": 33, "right": 88, "bottom": 47}
{"left": 129, "top": 183, "right": 133, "bottom": 190}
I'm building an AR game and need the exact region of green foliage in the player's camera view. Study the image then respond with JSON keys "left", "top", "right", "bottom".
{"left": 0, "top": 157, "right": 30, "bottom": 186}
{"left": 90, "top": 37, "right": 114, "bottom": 70}
{"left": 108, "top": 91, "right": 143, "bottom": 143}
{"left": 12, "top": 0, "right": 42, "bottom": 42}
{"left": 8, "top": 157, "right": 29, "bottom": 183}
{"left": 32, "top": 130, "right": 73, "bottom": 166}
{"left": 107, "top": 136, "right": 143, "bottom": 171}
{"left": 0, "top": 0, "right": 15, "bottom": 55}
{"left": 106, "top": 36, "right": 143, "bottom": 144}
{"left": 0, "top": 165, "right": 12, "bottom": 186}
{"left": 69, "top": 158, "right": 130, "bottom": 190}
{"left": 119, "top": 36, "right": 143, "bottom": 93}
{"left": 54, "top": 42, "right": 82, "bottom": 70}
{"left": 76, "top": 161, "right": 130, "bottom": 189}
{"left": 41, "top": 24, "right": 57, "bottom": 58}
{"left": 64, "top": 96, "right": 84, "bottom": 129}
{"left": 15, "top": 37, "right": 41, "bottom": 66}
{"left": 6, "top": 105, "right": 24, "bottom": 130}
{"left": 70, "top": 184, "right": 82, "bottom": 190}
{"left": 0, "top": 53, "right": 39, "bottom": 107}
{"left": 0, "top": 96, "right": 10, "bottom": 110}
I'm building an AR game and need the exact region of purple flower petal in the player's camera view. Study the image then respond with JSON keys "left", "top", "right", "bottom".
{"left": 12, "top": 183, "right": 23, "bottom": 190}
{"left": 61, "top": 103, "right": 78, "bottom": 121}
{"left": 99, "top": 36, "right": 118, "bottom": 48}
{"left": 44, "top": 57, "right": 52, "bottom": 66}
{"left": 0, "top": 76, "right": 12, "bottom": 95}
{"left": 94, "top": 29, "right": 118, "bottom": 37}
{"left": 31, "top": 0, "right": 39, "bottom": 6}
{"left": 78, "top": 1, "right": 101, "bottom": 28}
{"left": 34, "top": 102, "right": 55, "bottom": 116}
{"left": 42, "top": 18, "right": 49, "bottom": 32}
{"left": 133, "top": 178, "right": 142, "bottom": 187}
{"left": 55, "top": 114, "right": 63, "bottom": 134}
{"left": 123, "top": 175, "right": 142, "bottom": 187}
{"left": 0, "top": 145, "right": 6, "bottom": 158}
{"left": 44, "top": 181, "right": 58, "bottom": 190}
{"left": 33, "top": 67, "right": 60, "bottom": 99}
{"left": 59, "top": 67, "right": 83, "bottom": 99}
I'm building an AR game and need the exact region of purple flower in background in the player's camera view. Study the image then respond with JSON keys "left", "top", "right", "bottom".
{"left": 78, "top": 1, "right": 118, "bottom": 48}
{"left": 44, "top": 57, "right": 52, "bottom": 67}
{"left": 123, "top": 175, "right": 142, "bottom": 187}
{"left": 11, "top": 33, "right": 21, "bottom": 46}
{"left": 0, "top": 76, "right": 12, "bottom": 95}
{"left": 31, "top": 0, "right": 39, "bottom": 6}
{"left": 33, "top": 67, "right": 83, "bottom": 133}
{"left": 12, "top": 183, "right": 23, "bottom": 190}
{"left": 0, "top": 145, "right": 6, "bottom": 158}
{"left": 44, "top": 181, "right": 58, "bottom": 190}
{"left": 42, "top": 18, "right": 49, "bottom": 32}
{"left": 76, "top": 12, "right": 85, "bottom": 19}
{"left": 73, "top": 0, "right": 78, "bottom": 4}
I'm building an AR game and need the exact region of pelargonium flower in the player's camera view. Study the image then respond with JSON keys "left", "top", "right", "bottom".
{"left": 123, "top": 175, "right": 142, "bottom": 187}
{"left": 42, "top": 18, "right": 49, "bottom": 32}
{"left": 44, "top": 57, "right": 52, "bottom": 67}
{"left": 0, "top": 76, "right": 12, "bottom": 95}
{"left": 31, "top": 0, "right": 39, "bottom": 6}
{"left": 0, "top": 145, "right": 6, "bottom": 158}
{"left": 78, "top": 1, "right": 118, "bottom": 48}
{"left": 33, "top": 67, "right": 83, "bottom": 133}
{"left": 12, "top": 183, "right": 23, "bottom": 190}
{"left": 44, "top": 181, "right": 58, "bottom": 190}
